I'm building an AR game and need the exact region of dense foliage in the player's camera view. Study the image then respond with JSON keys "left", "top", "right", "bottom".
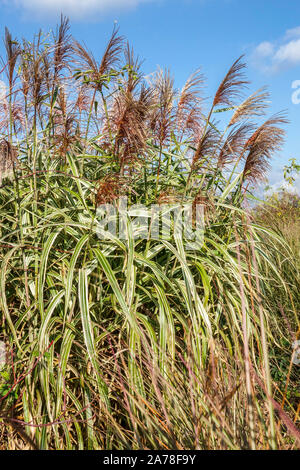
{"left": 0, "top": 17, "right": 299, "bottom": 450}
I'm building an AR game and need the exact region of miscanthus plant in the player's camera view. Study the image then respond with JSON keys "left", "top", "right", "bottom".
{"left": 0, "top": 17, "right": 299, "bottom": 450}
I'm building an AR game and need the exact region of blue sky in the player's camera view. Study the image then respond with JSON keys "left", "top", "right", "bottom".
{"left": 0, "top": 0, "right": 300, "bottom": 192}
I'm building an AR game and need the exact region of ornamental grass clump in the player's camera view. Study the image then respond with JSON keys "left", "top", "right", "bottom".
{"left": 0, "top": 17, "right": 299, "bottom": 450}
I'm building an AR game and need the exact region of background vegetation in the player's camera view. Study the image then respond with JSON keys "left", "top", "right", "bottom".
{"left": 0, "top": 17, "right": 299, "bottom": 450}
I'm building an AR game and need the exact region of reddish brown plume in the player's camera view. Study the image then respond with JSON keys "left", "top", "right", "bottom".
{"left": 242, "top": 113, "right": 287, "bottom": 184}
{"left": 229, "top": 87, "right": 270, "bottom": 127}
{"left": 176, "top": 69, "right": 204, "bottom": 137}
{"left": 217, "top": 123, "right": 254, "bottom": 169}
{"left": 213, "top": 56, "right": 249, "bottom": 107}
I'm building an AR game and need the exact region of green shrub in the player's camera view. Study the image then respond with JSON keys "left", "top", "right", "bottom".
{"left": 0, "top": 17, "right": 299, "bottom": 450}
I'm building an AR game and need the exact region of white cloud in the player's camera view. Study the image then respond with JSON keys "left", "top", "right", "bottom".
{"left": 255, "top": 41, "right": 274, "bottom": 58}
{"left": 285, "top": 26, "right": 300, "bottom": 39}
{"left": 3, "top": 0, "right": 154, "bottom": 20}
{"left": 263, "top": 166, "right": 300, "bottom": 197}
{"left": 265, "top": 176, "right": 300, "bottom": 196}
{"left": 274, "top": 39, "right": 300, "bottom": 65}
{"left": 252, "top": 26, "right": 300, "bottom": 73}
